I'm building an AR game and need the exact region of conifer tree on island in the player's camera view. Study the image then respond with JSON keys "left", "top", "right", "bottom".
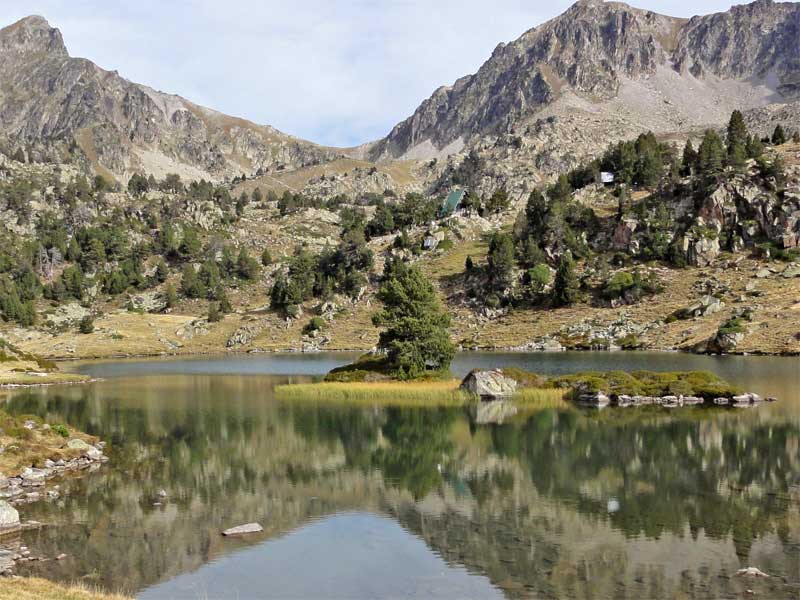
{"left": 372, "top": 259, "right": 455, "bottom": 380}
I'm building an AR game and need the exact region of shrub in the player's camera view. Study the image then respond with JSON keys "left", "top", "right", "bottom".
{"left": 52, "top": 424, "right": 69, "bottom": 438}
{"left": 78, "top": 315, "right": 94, "bottom": 334}
{"left": 303, "top": 316, "right": 325, "bottom": 335}
{"left": 718, "top": 317, "right": 746, "bottom": 335}
{"left": 602, "top": 271, "right": 635, "bottom": 299}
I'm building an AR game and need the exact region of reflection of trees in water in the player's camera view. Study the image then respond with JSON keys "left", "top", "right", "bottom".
{"left": 2, "top": 384, "right": 798, "bottom": 598}
{"left": 489, "top": 409, "right": 799, "bottom": 561}
{"left": 372, "top": 407, "right": 456, "bottom": 500}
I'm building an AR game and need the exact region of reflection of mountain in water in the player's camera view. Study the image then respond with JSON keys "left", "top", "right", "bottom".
{"left": 1, "top": 374, "right": 798, "bottom": 598}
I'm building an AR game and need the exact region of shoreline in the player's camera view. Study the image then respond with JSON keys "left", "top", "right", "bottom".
{"left": 43, "top": 345, "right": 800, "bottom": 367}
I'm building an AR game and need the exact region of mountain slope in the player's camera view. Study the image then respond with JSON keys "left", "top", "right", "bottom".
{"left": 365, "top": 0, "right": 799, "bottom": 163}
{"left": 0, "top": 16, "right": 338, "bottom": 182}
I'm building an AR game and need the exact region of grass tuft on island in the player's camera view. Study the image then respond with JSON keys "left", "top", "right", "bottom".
{"left": 0, "top": 577, "right": 129, "bottom": 600}
{"left": 275, "top": 380, "right": 468, "bottom": 406}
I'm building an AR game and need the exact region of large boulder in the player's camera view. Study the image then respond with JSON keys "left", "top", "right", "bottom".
{"left": 0, "top": 500, "right": 19, "bottom": 529}
{"left": 460, "top": 369, "right": 518, "bottom": 399}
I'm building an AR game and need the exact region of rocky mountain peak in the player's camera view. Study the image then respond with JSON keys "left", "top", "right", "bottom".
{"left": 0, "top": 15, "right": 67, "bottom": 57}
{"left": 0, "top": 14, "right": 336, "bottom": 182}
{"left": 365, "top": 0, "right": 799, "bottom": 162}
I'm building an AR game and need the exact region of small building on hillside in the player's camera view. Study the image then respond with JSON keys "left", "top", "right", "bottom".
{"left": 440, "top": 189, "right": 467, "bottom": 217}
{"left": 423, "top": 230, "right": 446, "bottom": 251}
{"left": 600, "top": 172, "right": 615, "bottom": 186}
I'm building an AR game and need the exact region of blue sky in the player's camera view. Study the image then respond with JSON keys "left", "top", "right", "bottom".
{"left": 0, "top": 1, "right": 753, "bottom": 147}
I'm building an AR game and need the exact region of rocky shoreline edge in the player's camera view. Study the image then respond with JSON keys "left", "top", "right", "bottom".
{"left": 0, "top": 438, "right": 108, "bottom": 576}
{"left": 576, "top": 391, "right": 776, "bottom": 409}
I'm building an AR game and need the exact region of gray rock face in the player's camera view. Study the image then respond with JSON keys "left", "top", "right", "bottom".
{"left": 0, "top": 16, "right": 336, "bottom": 181}
{"left": 460, "top": 369, "right": 518, "bottom": 398}
{"left": 369, "top": 0, "right": 800, "bottom": 162}
{"left": 0, "top": 500, "right": 19, "bottom": 529}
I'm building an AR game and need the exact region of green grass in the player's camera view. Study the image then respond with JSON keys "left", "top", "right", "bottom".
{"left": 548, "top": 370, "right": 742, "bottom": 398}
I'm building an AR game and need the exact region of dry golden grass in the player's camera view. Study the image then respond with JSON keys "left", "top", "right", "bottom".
{"left": 512, "top": 387, "right": 569, "bottom": 408}
{"left": 0, "top": 578, "right": 128, "bottom": 600}
{"left": 275, "top": 380, "right": 468, "bottom": 406}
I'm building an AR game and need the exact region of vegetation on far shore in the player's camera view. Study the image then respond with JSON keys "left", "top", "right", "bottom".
{"left": 0, "top": 337, "right": 89, "bottom": 386}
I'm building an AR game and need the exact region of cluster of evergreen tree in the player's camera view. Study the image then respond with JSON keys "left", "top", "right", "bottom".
{"left": 271, "top": 219, "right": 374, "bottom": 313}
{"left": 364, "top": 194, "right": 440, "bottom": 238}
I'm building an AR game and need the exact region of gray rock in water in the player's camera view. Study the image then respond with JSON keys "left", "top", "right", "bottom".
{"left": 460, "top": 369, "right": 518, "bottom": 399}
{"left": 0, "top": 500, "right": 20, "bottom": 529}
{"left": 577, "top": 391, "right": 611, "bottom": 408}
{"left": 222, "top": 522, "right": 263, "bottom": 536}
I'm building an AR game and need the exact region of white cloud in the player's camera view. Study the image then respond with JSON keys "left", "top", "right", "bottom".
{"left": 0, "top": 1, "right": 758, "bottom": 146}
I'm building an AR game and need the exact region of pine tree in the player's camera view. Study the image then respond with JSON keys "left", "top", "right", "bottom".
{"left": 164, "top": 283, "right": 177, "bottom": 309}
{"left": 218, "top": 288, "right": 232, "bottom": 314}
{"left": 524, "top": 190, "right": 548, "bottom": 239}
{"left": 180, "top": 265, "right": 206, "bottom": 299}
{"left": 746, "top": 135, "right": 764, "bottom": 160}
{"left": 372, "top": 260, "right": 455, "bottom": 380}
{"left": 237, "top": 248, "right": 260, "bottom": 280}
{"left": 772, "top": 125, "right": 787, "bottom": 146}
{"left": 208, "top": 302, "right": 222, "bottom": 323}
{"left": 154, "top": 258, "right": 169, "bottom": 284}
{"left": 549, "top": 174, "right": 572, "bottom": 203}
{"left": 487, "top": 232, "right": 515, "bottom": 293}
{"left": 726, "top": 110, "right": 749, "bottom": 169}
{"left": 696, "top": 130, "right": 726, "bottom": 177}
{"left": 78, "top": 315, "right": 94, "bottom": 334}
{"left": 680, "top": 140, "right": 697, "bottom": 177}
{"left": 552, "top": 251, "right": 579, "bottom": 307}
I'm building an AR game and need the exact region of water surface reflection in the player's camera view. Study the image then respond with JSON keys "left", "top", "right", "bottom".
{"left": 0, "top": 353, "right": 796, "bottom": 598}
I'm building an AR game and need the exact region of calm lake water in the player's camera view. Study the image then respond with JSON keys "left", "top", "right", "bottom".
{"left": 1, "top": 352, "right": 798, "bottom": 599}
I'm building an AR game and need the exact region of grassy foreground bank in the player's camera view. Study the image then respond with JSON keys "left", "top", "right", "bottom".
{"left": 0, "top": 578, "right": 128, "bottom": 600}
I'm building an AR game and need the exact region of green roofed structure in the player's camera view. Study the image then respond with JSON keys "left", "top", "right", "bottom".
{"left": 440, "top": 189, "right": 466, "bottom": 217}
